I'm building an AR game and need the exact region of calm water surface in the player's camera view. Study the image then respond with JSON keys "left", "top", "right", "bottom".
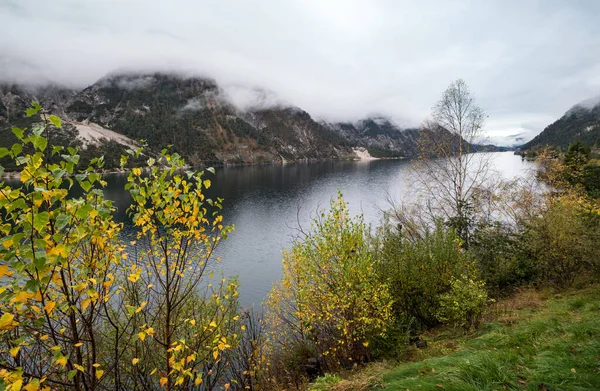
{"left": 5, "top": 152, "right": 536, "bottom": 307}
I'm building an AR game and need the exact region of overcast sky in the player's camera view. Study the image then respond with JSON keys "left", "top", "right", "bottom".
{"left": 2, "top": 0, "right": 600, "bottom": 145}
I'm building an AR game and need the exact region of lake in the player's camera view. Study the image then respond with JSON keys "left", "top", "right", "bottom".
{"left": 3, "top": 152, "right": 536, "bottom": 307}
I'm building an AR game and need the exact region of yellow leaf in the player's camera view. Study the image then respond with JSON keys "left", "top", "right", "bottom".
{"left": 81, "top": 298, "right": 91, "bottom": 311}
{"left": 95, "top": 370, "right": 104, "bottom": 380}
{"left": 73, "top": 364, "right": 84, "bottom": 372}
{"left": 189, "top": 319, "right": 196, "bottom": 326}
{"left": 362, "top": 342, "right": 369, "bottom": 347}
{"left": 12, "top": 291, "right": 32, "bottom": 304}
{"left": 159, "top": 377, "right": 168, "bottom": 387}
{"left": 132, "top": 358, "right": 139, "bottom": 365}
{"left": 138, "top": 332, "right": 146, "bottom": 341}
{"left": 224, "top": 383, "right": 230, "bottom": 390}
{"left": 23, "top": 381, "right": 40, "bottom": 391}
{"left": 213, "top": 350, "right": 219, "bottom": 360}
{"left": 195, "top": 378, "right": 203, "bottom": 386}
{"left": 11, "top": 379, "right": 23, "bottom": 391}
{"left": 127, "top": 273, "right": 140, "bottom": 283}
{"left": 0, "top": 313, "right": 15, "bottom": 330}
{"left": 0, "top": 264, "right": 9, "bottom": 278}
{"left": 55, "top": 355, "right": 68, "bottom": 367}
{"left": 2, "top": 239, "right": 13, "bottom": 249}
{"left": 10, "top": 346, "right": 20, "bottom": 357}
{"left": 74, "top": 342, "right": 83, "bottom": 347}
{"left": 209, "top": 321, "right": 217, "bottom": 328}
{"left": 44, "top": 301, "right": 56, "bottom": 314}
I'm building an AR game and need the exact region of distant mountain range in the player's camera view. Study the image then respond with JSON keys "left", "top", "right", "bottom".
{"left": 1, "top": 73, "right": 426, "bottom": 168}
{"left": 521, "top": 96, "right": 600, "bottom": 150}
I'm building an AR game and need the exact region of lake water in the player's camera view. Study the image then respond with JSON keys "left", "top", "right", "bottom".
{"left": 3, "top": 152, "right": 536, "bottom": 307}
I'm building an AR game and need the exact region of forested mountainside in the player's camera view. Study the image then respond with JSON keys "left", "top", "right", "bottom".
{"left": 321, "top": 118, "right": 421, "bottom": 158}
{"left": 522, "top": 96, "right": 600, "bottom": 150}
{"left": 1, "top": 72, "right": 426, "bottom": 169}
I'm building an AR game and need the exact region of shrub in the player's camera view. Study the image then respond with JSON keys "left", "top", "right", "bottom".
{"left": 377, "top": 223, "right": 480, "bottom": 328}
{"left": 470, "top": 222, "right": 534, "bottom": 295}
{"left": 523, "top": 195, "right": 592, "bottom": 287}
{"left": 436, "top": 275, "right": 490, "bottom": 330}
{"left": 265, "top": 193, "right": 393, "bottom": 379}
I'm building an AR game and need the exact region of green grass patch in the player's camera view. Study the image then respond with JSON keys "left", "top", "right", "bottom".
{"left": 379, "top": 285, "right": 600, "bottom": 390}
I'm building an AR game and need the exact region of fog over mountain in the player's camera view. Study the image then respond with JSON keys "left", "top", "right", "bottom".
{"left": 2, "top": 0, "right": 600, "bottom": 146}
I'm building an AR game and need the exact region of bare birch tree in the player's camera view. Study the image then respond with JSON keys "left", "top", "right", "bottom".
{"left": 412, "top": 79, "right": 491, "bottom": 246}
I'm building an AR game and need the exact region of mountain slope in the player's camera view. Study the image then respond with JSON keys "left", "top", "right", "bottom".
{"left": 65, "top": 73, "right": 358, "bottom": 165}
{"left": 522, "top": 97, "right": 600, "bottom": 150}
{"left": 2, "top": 72, "right": 427, "bottom": 167}
{"left": 322, "top": 117, "right": 420, "bottom": 158}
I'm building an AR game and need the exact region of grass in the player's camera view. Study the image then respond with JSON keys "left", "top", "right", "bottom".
{"left": 314, "top": 284, "right": 600, "bottom": 391}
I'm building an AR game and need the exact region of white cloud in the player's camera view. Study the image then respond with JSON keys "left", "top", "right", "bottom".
{"left": 1, "top": 0, "right": 599, "bottom": 145}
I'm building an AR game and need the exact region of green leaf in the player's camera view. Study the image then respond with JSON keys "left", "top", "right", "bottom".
{"left": 32, "top": 124, "right": 44, "bottom": 136}
{"left": 207, "top": 167, "right": 215, "bottom": 175}
{"left": 33, "top": 212, "right": 50, "bottom": 232}
{"left": 76, "top": 204, "right": 93, "bottom": 219}
{"left": 55, "top": 214, "right": 70, "bottom": 231}
{"left": 52, "top": 168, "right": 66, "bottom": 180}
{"left": 52, "top": 145, "right": 64, "bottom": 155}
{"left": 11, "top": 143, "right": 22, "bottom": 155}
{"left": 31, "top": 135, "right": 48, "bottom": 152}
{"left": 24, "top": 279, "right": 40, "bottom": 292}
{"left": 80, "top": 181, "right": 92, "bottom": 193}
{"left": 49, "top": 115, "right": 62, "bottom": 128}
{"left": 0, "top": 148, "right": 9, "bottom": 158}
{"left": 11, "top": 127, "right": 24, "bottom": 140}
{"left": 26, "top": 107, "right": 38, "bottom": 117}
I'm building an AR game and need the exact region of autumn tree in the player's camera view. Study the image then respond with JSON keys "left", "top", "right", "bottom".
{"left": 413, "top": 79, "right": 490, "bottom": 246}
{"left": 0, "top": 104, "right": 248, "bottom": 391}
{"left": 0, "top": 104, "right": 124, "bottom": 390}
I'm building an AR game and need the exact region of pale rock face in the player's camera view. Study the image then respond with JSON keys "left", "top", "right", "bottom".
{"left": 73, "top": 121, "right": 137, "bottom": 148}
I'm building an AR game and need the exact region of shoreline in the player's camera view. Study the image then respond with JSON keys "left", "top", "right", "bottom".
{"left": 0, "top": 152, "right": 409, "bottom": 180}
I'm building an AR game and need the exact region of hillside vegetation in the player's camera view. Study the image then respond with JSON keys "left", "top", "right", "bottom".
{"left": 522, "top": 98, "right": 600, "bottom": 150}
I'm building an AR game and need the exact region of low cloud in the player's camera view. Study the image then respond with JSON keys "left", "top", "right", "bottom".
{"left": 181, "top": 97, "right": 204, "bottom": 112}
{"left": 114, "top": 75, "right": 155, "bottom": 91}
{"left": 1, "top": 0, "right": 599, "bottom": 145}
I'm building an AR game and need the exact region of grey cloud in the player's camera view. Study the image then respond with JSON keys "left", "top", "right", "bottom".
{"left": 1, "top": 0, "right": 599, "bottom": 145}
{"left": 114, "top": 75, "right": 156, "bottom": 91}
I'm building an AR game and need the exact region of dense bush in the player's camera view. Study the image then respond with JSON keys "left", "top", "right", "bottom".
{"left": 376, "top": 223, "right": 482, "bottom": 329}
{"left": 265, "top": 193, "right": 393, "bottom": 384}
{"left": 523, "top": 195, "right": 596, "bottom": 287}
{"left": 436, "top": 275, "right": 489, "bottom": 330}
{"left": 470, "top": 222, "right": 533, "bottom": 295}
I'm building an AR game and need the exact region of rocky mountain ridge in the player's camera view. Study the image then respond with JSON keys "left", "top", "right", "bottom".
{"left": 1, "top": 72, "right": 423, "bottom": 167}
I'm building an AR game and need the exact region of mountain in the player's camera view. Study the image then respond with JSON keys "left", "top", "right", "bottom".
{"left": 321, "top": 117, "right": 420, "bottom": 158}
{"left": 522, "top": 96, "right": 600, "bottom": 150}
{"left": 2, "top": 72, "right": 426, "bottom": 169}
